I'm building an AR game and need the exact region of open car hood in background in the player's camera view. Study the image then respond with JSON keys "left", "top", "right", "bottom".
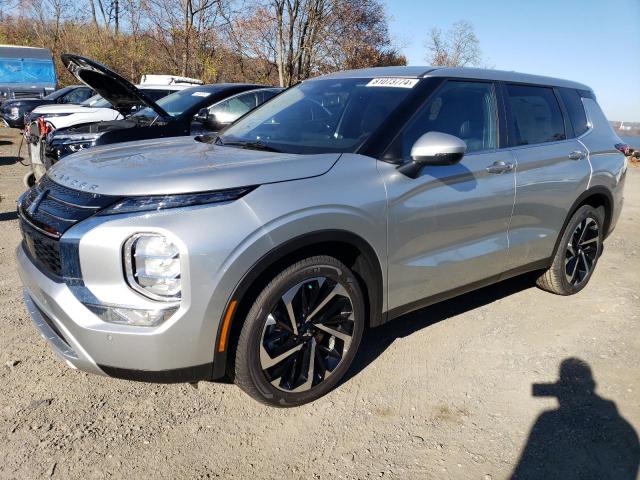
{"left": 61, "top": 54, "right": 169, "bottom": 118}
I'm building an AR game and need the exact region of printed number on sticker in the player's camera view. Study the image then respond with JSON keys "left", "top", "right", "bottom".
{"left": 366, "top": 78, "right": 419, "bottom": 88}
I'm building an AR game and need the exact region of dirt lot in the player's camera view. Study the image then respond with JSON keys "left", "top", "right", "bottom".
{"left": 1, "top": 127, "right": 639, "bottom": 479}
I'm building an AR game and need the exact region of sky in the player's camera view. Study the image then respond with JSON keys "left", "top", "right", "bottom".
{"left": 385, "top": 0, "right": 640, "bottom": 122}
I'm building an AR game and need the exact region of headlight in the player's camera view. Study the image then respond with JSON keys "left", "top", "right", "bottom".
{"left": 56, "top": 132, "right": 102, "bottom": 143}
{"left": 124, "top": 234, "right": 181, "bottom": 301}
{"left": 9, "top": 107, "right": 19, "bottom": 119}
{"left": 98, "top": 186, "right": 256, "bottom": 215}
{"left": 67, "top": 142, "right": 91, "bottom": 153}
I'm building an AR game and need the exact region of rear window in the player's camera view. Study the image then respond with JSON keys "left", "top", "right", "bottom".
{"left": 559, "top": 88, "right": 589, "bottom": 137}
{"left": 506, "top": 84, "right": 566, "bottom": 146}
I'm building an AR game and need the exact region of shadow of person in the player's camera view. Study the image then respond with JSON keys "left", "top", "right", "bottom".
{"left": 511, "top": 358, "right": 639, "bottom": 479}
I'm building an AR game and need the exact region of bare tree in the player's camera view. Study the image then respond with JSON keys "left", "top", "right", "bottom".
{"left": 425, "top": 20, "right": 481, "bottom": 67}
{"left": 1, "top": 0, "right": 403, "bottom": 86}
{"left": 228, "top": 0, "right": 403, "bottom": 87}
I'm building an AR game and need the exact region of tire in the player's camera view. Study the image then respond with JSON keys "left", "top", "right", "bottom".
{"left": 536, "top": 204, "right": 605, "bottom": 295}
{"left": 234, "top": 255, "right": 365, "bottom": 407}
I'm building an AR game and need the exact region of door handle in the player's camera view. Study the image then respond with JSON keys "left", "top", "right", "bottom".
{"left": 568, "top": 150, "right": 586, "bottom": 160}
{"left": 486, "top": 161, "right": 514, "bottom": 174}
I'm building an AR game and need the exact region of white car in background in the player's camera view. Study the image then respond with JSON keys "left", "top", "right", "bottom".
{"left": 25, "top": 79, "right": 201, "bottom": 185}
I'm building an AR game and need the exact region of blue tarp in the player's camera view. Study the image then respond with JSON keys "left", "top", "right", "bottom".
{"left": 0, "top": 59, "right": 56, "bottom": 84}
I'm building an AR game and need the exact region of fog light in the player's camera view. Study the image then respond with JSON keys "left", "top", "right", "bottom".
{"left": 124, "top": 234, "right": 181, "bottom": 301}
{"left": 86, "top": 304, "right": 177, "bottom": 327}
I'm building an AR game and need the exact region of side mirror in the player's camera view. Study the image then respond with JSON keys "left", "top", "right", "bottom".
{"left": 195, "top": 107, "right": 209, "bottom": 122}
{"left": 195, "top": 108, "right": 224, "bottom": 131}
{"left": 398, "top": 132, "right": 466, "bottom": 178}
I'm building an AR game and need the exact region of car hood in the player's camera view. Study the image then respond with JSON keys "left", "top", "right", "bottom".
{"left": 61, "top": 54, "right": 169, "bottom": 118}
{"left": 47, "top": 136, "right": 341, "bottom": 196}
{"left": 33, "top": 104, "right": 114, "bottom": 115}
{"left": 2, "top": 98, "right": 51, "bottom": 108}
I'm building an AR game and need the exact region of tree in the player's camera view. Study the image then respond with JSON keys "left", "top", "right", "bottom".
{"left": 229, "top": 0, "right": 405, "bottom": 87}
{"left": 0, "top": 0, "right": 403, "bottom": 86}
{"left": 424, "top": 20, "right": 481, "bottom": 67}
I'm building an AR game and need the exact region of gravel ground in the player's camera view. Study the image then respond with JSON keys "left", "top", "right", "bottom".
{"left": 1, "top": 128, "right": 639, "bottom": 479}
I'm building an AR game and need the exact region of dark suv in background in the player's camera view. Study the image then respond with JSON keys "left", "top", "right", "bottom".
{"left": 1, "top": 85, "right": 94, "bottom": 128}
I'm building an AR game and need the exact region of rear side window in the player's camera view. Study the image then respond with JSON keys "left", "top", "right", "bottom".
{"left": 559, "top": 88, "right": 589, "bottom": 137}
{"left": 506, "top": 84, "right": 565, "bottom": 145}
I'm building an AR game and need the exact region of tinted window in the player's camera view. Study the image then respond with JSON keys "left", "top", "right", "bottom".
{"left": 559, "top": 88, "right": 589, "bottom": 137}
{"left": 506, "top": 84, "right": 565, "bottom": 145}
{"left": 386, "top": 81, "right": 497, "bottom": 160}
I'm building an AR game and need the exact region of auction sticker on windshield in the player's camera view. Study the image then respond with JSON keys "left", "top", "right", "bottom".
{"left": 191, "top": 92, "right": 211, "bottom": 97}
{"left": 366, "top": 78, "right": 419, "bottom": 88}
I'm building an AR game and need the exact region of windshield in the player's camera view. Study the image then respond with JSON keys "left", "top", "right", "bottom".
{"left": 44, "top": 87, "right": 72, "bottom": 101}
{"left": 82, "top": 94, "right": 111, "bottom": 108}
{"left": 133, "top": 87, "right": 210, "bottom": 119}
{"left": 219, "top": 78, "right": 417, "bottom": 154}
{"left": 0, "top": 59, "right": 56, "bottom": 84}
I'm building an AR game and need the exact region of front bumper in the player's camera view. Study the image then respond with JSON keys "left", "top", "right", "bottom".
{"left": 18, "top": 246, "right": 106, "bottom": 376}
{"left": 17, "top": 244, "right": 213, "bottom": 383}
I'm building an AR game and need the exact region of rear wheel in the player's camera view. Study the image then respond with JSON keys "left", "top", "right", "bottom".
{"left": 536, "top": 204, "right": 605, "bottom": 295}
{"left": 234, "top": 255, "right": 365, "bottom": 407}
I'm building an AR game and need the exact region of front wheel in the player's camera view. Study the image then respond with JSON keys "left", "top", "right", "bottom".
{"left": 536, "top": 204, "right": 605, "bottom": 295}
{"left": 233, "top": 255, "right": 365, "bottom": 407}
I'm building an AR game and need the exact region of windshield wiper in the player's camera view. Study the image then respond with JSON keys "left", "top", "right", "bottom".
{"left": 219, "top": 139, "right": 281, "bottom": 153}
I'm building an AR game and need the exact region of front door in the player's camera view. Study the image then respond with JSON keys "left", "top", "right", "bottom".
{"left": 379, "top": 80, "right": 516, "bottom": 313}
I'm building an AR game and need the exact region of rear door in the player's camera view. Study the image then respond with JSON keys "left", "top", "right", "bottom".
{"left": 380, "top": 80, "right": 516, "bottom": 313}
{"left": 503, "top": 84, "right": 591, "bottom": 268}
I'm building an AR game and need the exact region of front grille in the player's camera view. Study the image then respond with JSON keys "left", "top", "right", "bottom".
{"left": 18, "top": 175, "right": 119, "bottom": 278}
{"left": 20, "top": 219, "right": 62, "bottom": 276}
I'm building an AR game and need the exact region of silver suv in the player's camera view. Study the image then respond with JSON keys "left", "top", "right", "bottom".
{"left": 17, "top": 67, "right": 627, "bottom": 406}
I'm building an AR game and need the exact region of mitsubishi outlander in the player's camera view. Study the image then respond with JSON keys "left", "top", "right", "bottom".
{"left": 16, "top": 66, "right": 627, "bottom": 406}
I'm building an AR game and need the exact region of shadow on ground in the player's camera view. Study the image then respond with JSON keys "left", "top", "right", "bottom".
{"left": 511, "top": 358, "right": 640, "bottom": 479}
{"left": 0, "top": 156, "right": 22, "bottom": 166}
{"left": 344, "top": 271, "right": 540, "bottom": 383}
{"left": 0, "top": 211, "right": 18, "bottom": 221}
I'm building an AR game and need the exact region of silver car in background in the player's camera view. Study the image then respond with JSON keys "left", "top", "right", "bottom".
{"left": 16, "top": 66, "right": 626, "bottom": 406}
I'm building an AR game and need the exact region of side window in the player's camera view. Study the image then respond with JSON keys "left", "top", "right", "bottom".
{"left": 559, "top": 88, "right": 589, "bottom": 137}
{"left": 209, "top": 91, "right": 258, "bottom": 124}
{"left": 506, "top": 84, "right": 565, "bottom": 145}
{"left": 386, "top": 81, "right": 498, "bottom": 160}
